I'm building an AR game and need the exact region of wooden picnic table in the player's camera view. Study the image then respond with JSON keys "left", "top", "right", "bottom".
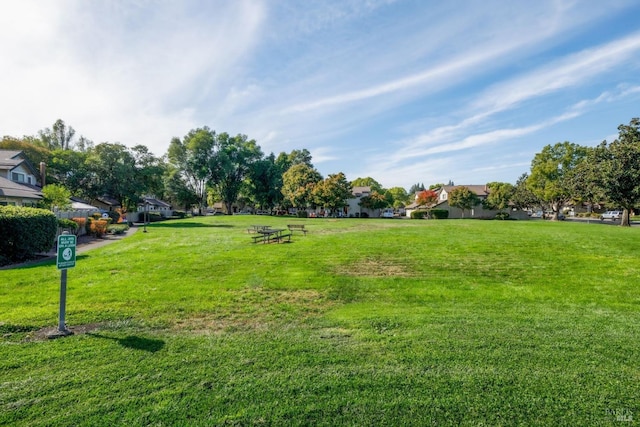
{"left": 247, "top": 225, "right": 271, "bottom": 233}
{"left": 251, "top": 228, "right": 291, "bottom": 244}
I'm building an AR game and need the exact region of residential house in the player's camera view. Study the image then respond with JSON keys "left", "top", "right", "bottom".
{"left": 138, "top": 196, "right": 173, "bottom": 218}
{"left": 0, "top": 150, "right": 42, "bottom": 206}
{"left": 345, "top": 186, "right": 373, "bottom": 217}
{"left": 93, "top": 196, "right": 121, "bottom": 212}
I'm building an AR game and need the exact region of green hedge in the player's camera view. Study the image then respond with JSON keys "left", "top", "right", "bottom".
{"left": 430, "top": 209, "right": 449, "bottom": 219}
{"left": 411, "top": 211, "right": 426, "bottom": 219}
{"left": 0, "top": 206, "right": 57, "bottom": 265}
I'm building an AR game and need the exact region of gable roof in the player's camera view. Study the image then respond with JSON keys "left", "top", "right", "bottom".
{"left": 351, "top": 186, "right": 371, "bottom": 197}
{"left": 441, "top": 185, "right": 489, "bottom": 197}
{"left": 0, "top": 176, "right": 42, "bottom": 200}
{"left": 0, "top": 150, "right": 40, "bottom": 177}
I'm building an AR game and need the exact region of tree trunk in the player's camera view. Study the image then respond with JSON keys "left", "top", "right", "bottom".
{"left": 621, "top": 208, "right": 631, "bottom": 227}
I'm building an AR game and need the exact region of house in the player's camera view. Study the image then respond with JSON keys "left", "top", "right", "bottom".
{"left": 93, "top": 196, "right": 121, "bottom": 212}
{"left": 0, "top": 150, "right": 43, "bottom": 206}
{"left": 406, "top": 185, "right": 529, "bottom": 219}
{"left": 138, "top": 196, "right": 173, "bottom": 217}
{"left": 345, "top": 186, "right": 373, "bottom": 217}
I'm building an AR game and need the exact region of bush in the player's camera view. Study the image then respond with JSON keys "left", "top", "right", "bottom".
{"left": 71, "top": 217, "right": 88, "bottom": 234}
{"left": 107, "top": 224, "right": 129, "bottom": 235}
{"left": 138, "top": 211, "right": 163, "bottom": 222}
{"left": 297, "top": 211, "right": 308, "bottom": 218}
{"left": 173, "top": 210, "right": 187, "bottom": 219}
{"left": 495, "top": 212, "right": 510, "bottom": 220}
{"left": 411, "top": 210, "right": 426, "bottom": 219}
{"left": 430, "top": 209, "right": 449, "bottom": 219}
{"left": 58, "top": 218, "right": 79, "bottom": 231}
{"left": 89, "top": 218, "right": 109, "bottom": 238}
{"left": 360, "top": 212, "right": 369, "bottom": 218}
{"left": 0, "top": 206, "right": 57, "bottom": 264}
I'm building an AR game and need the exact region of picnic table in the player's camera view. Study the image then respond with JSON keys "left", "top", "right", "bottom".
{"left": 287, "top": 224, "right": 308, "bottom": 235}
{"left": 247, "top": 225, "right": 271, "bottom": 233}
{"left": 251, "top": 228, "right": 291, "bottom": 244}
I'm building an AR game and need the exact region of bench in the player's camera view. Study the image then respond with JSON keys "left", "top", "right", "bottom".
{"left": 251, "top": 235, "right": 266, "bottom": 243}
{"left": 270, "top": 233, "right": 291, "bottom": 243}
{"left": 287, "top": 224, "right": 307, "bottom": 235}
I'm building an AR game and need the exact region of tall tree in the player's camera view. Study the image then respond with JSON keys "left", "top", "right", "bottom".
{"left": 592, "top": 118, "right": 640, "bottom": 226}
{"left": 247, "top": 153, "right": 284, "bottom": 211}
{"left": 166, "top": 127, "right": 217, "bottom": 214}
{"left": 511, "top": 173, "right": 540, "bottom": 211}
{"left": 359, "top": 190, "right": 389, "bottom": 213}
{"left": 281, "top": 163, "right": 322, "bottom": 209}
{"left": 210, "top": 133, "right": 263, "bottom": 214}
{"left": 385, "top": 187, "right": 409, "bottom": 208}
{"left": 39, "top": 119, "right": 76, "bottom": 150}
{"left": 313, "top": 172, "right": 352, "bottom": 214}
{"left": 408, "top": 183, "right": 425, "bottom": 195}
{"left": 86, "top": 143, "right": 140, "bottom": 210}
{"left": 48, "top": 149, "right": 91, "bottom": 198}
{"left": 132, "top": 145, "right": 166, "bottom": 199}
{"left": 448, "top": 186, "right": 480, "bottom": 218}
{"left": 483, "top": 182, "right": 515, "bottom": 212}
{"left": 527, "top": 141, "right": 588, "bottom": 221}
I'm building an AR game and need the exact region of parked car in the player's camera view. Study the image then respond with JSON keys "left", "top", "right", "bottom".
{"left": 601, "top": 210, "right": 622, "bottom": 220}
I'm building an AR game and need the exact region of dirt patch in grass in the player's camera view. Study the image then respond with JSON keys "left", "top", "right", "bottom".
{"left": 22, "top": 323, "right": 105, "bottom": 342}
{"left": 172, "top": 288, "right": 332, "bottom": 335}
{"left": 335, "top": 257, "right": 416, "bottom": 278}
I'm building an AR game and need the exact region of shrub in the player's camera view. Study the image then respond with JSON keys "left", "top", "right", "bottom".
{"left": 411, "top": 210, "right": 426, "bottom": 219}
{"left": 58, "top": 218, "right": 79, "bottom": 230}
{"left": 430, "top": 209, "right": 449, "bottom": 219}
{"left": 104, "top": 210, "right": 120, "bottom": 224}
{"left": 0, "top": 206, "right": 57, "bottom": 264}
{"left": 71, "top": 217, "right": 88, "bottom": 234}
{"left": 297, "top": 211, "right": 308, "bottom": 218}
{"left": 360, "top": 212, "right": 369, "bottom": 218}
{"left": 89, "top": 219, "right": 109, "bottom": 238}
{"left": 173, "top": 210, "right": 187, "bottom": 219}
{"left": 107, "top": 224, "right": 129, "bottom": 235}
{"left": 495, "top": 212, "right": 510, "bottom": 220}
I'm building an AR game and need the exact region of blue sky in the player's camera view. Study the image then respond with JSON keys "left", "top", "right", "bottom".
{"left": 1, "top": 0, "right": 640, "bottom": 190}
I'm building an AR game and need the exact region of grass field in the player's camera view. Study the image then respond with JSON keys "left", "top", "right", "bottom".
{"left": 1, "top": 216, "right": 639, "bottom": 426}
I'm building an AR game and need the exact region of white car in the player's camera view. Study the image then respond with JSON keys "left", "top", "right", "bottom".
{"left": 601, "top": 210, "right": 622, "bottom": 220}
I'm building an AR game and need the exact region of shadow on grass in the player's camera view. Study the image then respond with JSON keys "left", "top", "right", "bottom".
{"left": 88, "top": 333, "right": 165, "bottom": 352}
{"left": 147, "top": 222, "right": 234, "bottom": 228}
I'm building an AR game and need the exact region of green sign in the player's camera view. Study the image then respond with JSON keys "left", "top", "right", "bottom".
{"left": 57, "top": 234, "right": 77, "bottom": 270}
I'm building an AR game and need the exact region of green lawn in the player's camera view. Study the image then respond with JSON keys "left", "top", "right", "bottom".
{"left": 1, "top": 216, "right": 638, "bottom": 426}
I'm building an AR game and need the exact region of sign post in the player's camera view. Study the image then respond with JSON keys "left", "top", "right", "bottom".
{"left": 51, "top": 232, "right": 76, "bottom": 337}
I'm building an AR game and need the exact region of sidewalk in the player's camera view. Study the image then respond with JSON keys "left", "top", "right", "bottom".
{"left": 1, "top": 226, "right": 140, "bottom": 270}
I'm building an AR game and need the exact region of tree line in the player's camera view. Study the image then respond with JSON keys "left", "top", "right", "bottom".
{"left": 2, "top": 118, "right": 638, "bottom": 225}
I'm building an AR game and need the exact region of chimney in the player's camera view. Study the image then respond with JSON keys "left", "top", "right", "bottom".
{"left": 40, "top": 162, "right": 46, "bottom": 187}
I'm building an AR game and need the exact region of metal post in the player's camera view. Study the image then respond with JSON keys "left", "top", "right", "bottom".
{"left": 58, "top": 268, "right": 68, "bottom": 332}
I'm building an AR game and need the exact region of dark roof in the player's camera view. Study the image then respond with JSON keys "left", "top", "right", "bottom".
{"left": 0, "top": 176, "right": 42, "bottom": 200}
{"left": 141, "top": 196, "right": 171, "bottom": 208}
{"left": 0, "top": 150, "right": 40, "bottom": 177}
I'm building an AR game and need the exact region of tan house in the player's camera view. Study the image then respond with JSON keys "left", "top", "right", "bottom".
{"left": 0, "top": 150, "right": 42, "bottom": 206}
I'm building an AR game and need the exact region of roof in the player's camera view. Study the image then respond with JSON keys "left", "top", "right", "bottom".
{"left": 0, "top": 150, "right": 40, "bottom": 176}
{"left": 141, "top": 196, "right": 171, "bottom": 208}
{"left": 0, "top": 176, "right": 42, "bottom": 200}
{"left": 441, "top": 185, "right": 489, "bottom": 197}
{"left": 95, "top": 196, "right": 121, "bottom": 206}
{"left": 351, "top": 186, "right": 371, "bottom": 197}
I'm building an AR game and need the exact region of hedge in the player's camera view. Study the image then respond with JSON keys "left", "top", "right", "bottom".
{"left": 0, "top": 206, "right": 57, "bottom": 265}
{"left": 430, "top": 209, "right": 449, "bottom": 219}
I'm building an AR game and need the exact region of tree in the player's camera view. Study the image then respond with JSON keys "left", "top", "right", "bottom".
{"left": 359, "top": 190, "right": 389, "bottom": 213}
{"left": 511, "top": 173, "right": 540, "bottom": 212}
{"left": 527, "top": 141, "right": 588, "bottom": 221}
{"left": 448, "top": 186, "right": 480, "bottom": 218}
{"left": 313, "top": 172, "right": 352, "bottom": 214}
{"left": 166, "top": 127, "right": 217, "bottom": 214}
{"left": 86, "top": 143, "right": 140, "bottom": 210}
{"left": 248, "top": 153, "right": 284, "bottom": 211}
{"left": 416, "top": 189, "right": 438, "bottom": 207}
{"left": 210, "top": 133, "right": 263, "bottom": 214}
{"left": 38, "top": 119, "right": 76, "bottom": 150}
{"left": 591, "top": 118, "right": 640, "bottom": 226}
{"left": 132, "top": 145, "right": 166, "bottom": 199}
{"left": 281, "top": 163, "right": 322, "bottom": 209}
{"left": 429, "top": 183, "right": 445, "bottom": 190}
{"left": 164, "top": 167, "right": 199, "bottom": 211}
{"left": 48, "top": 149, "right": 91, "bottom": 198}
{"left": 0, "top": 136, "right": 51, "bottom": 171}
{"left": 351, "top": 177, "right": 383, "bottom": 193}
{"left": 483, "top": 182, "right": 515, "bottom": 212}
{"left": 385, "top": 187, "right": 410, "bottom": 208}
{"left": 408, "top": 183, "right": 425, "bottom": 195}
{"left": 40, "top": 184, "right": 71, "bottom": 211}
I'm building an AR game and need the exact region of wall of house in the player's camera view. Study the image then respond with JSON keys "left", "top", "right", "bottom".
{"left": 7, "top": 164, "right": 37, "bottom": 185}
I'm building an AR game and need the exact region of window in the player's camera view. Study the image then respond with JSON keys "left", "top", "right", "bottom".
{"left": 11, "top": 172, "right": 25, "bottom": 183}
